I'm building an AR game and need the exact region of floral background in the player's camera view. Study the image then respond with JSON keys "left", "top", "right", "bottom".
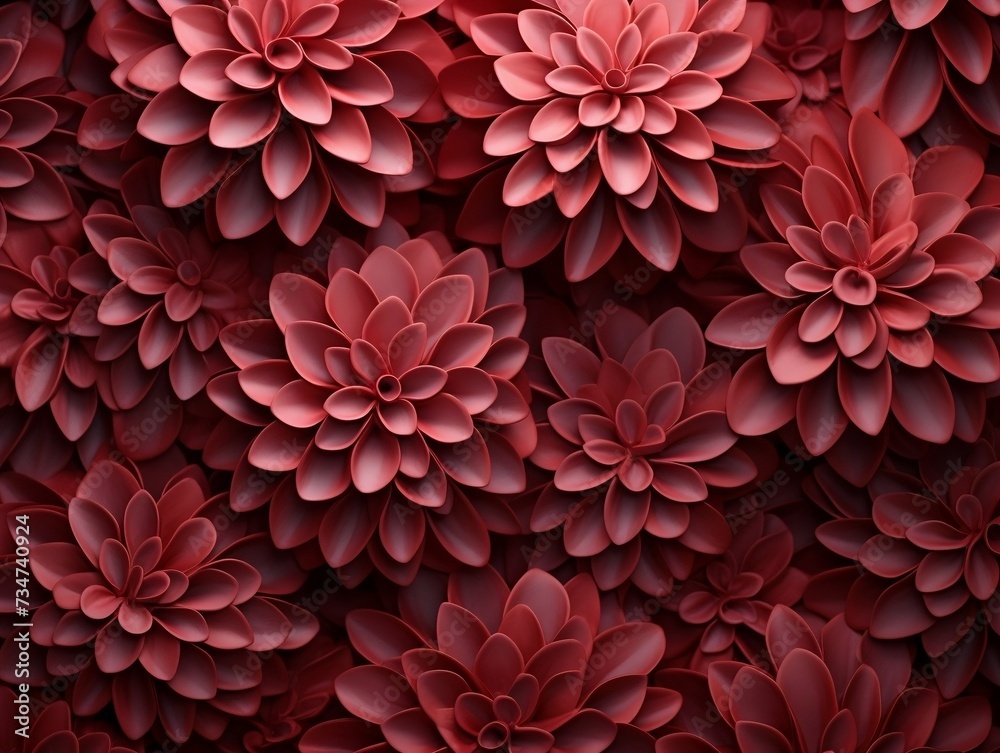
{"left": 2, "top": 0, "right": 1000, "bottom": 750}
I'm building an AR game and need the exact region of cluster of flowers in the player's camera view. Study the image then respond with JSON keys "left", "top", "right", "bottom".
{"left": 2, "top": 0, "right": 1000, "bottom": 750}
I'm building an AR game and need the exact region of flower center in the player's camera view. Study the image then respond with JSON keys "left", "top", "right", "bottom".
{"left": 376, "top": 374, "right": 402, "bottom": 401}
{"left": 603, "top": 68, "right": 628, "bottom": 92}
{"left": 832, "top": 267, "right": 877, "bottom": 306}
{"left": 478, "top": 722, "right": 510, "bottom": 750}
{"left": 265, "top": 38, "right": 304, "bottom": 72}
{"left": 176, "top": 259, "right": 202, "bottom": 286}
{"left": 53, "top": 278, "right": 73, "bottom": 302}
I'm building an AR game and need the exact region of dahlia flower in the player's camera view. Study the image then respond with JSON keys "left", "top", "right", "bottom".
{"left": 816, "top": 439, "right": 1000, "bottom": 697}
{"left": 28, "top": 461, "right": 318, "bottom": 742}
{"left": 531, "top": 308, "right": 757, "bottom": 592}
{"left": 761, "top": 0, "right": 845, "bottom": 108}
{"left": 840, "top": 0, "right": 1000, "bottom": 137}
{"left": 0, "top": 2, "right": 75, "bottom": 242}
{"left": 87, "top": 0, "right": 446, "bottom": 243}
{"left": 439, "top": 0, "right": 795, "bottom": 280}
{"left": 85, "top": 159, "right": 253, "bottom": 402}
{"left": 301, "top": 567, "right": 679, "bottom": 753}
{"left": 656, "top": 605, "right": 992, "bottom": 753}
{"left": 707, "top": 109, "right": 1000, "bottom": 484}
{"left": 661, "top": 512, "right": 807, "bottom": 671}
{"left": 0, "top": 688, "right": 139, "bottom": 753}
{"left": 0, "top": 244, "right": 105, "bottom": 442}
{"left": 207, "top": 231, "right": 534, "bottom": 582}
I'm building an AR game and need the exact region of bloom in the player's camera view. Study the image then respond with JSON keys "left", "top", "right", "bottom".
{"left": 707, "top": 109, "right": 1000, "bottom": 484}
{"left": 28, "top": 460, "right": 317, "bottom": 742}
{"left": 86, "top": 158, "right": 253, "bottom": 402}
{"left": 660, "top": 512, "right": 807, "bottom": 671}
{"left": 207, "top": 229, "right": 534, "bottom": 581}
{"left": 302, "top": 567, "right": 678, "bottom": 753}
{"left": 656, "top": 606, "right": 992, "bottom": 753}
{"left": 815, "top": 439, "right": 1000, "bottom": 697}
{"left": 530, "top": 308, "right": 756, "bottom": 592}
{"left": 0, "top": 244, "right": 105, "bottom": 442}
{"left": 91, "top": 0, "right": 444, "bottom": 243}
{"left": 440, "top": 0, "right": 795, "bottom": 280}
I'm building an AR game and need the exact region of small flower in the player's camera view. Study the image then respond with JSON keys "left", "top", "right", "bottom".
{"left": 531, "top": 308, "right": 756, "bottom": 591}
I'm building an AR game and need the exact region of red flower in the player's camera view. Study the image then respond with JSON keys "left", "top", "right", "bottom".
{"left": 840, "top": 0, "right": 1000, "bottom": 137}
{"left": 530, "top": 308, "right": 756, "bottom": 592}
{"left": 661, "top": 512, "right": 807, "bottom": 671}
{"left": 302, "top": 567, "right": 678, "bottom": 753}
{"left": 440, "top": 0, "right": 795, "bottom": 280}
{"left": 85, "top": 159, "right": 253, "bottom": 402}
{"left": 815, "top": 439, "right": 1000, "bottom": 697}
{"left": 89, "top": 0, "right": 446, "bottom": 244}
{"left": 0, "top": 3, "right": 75, "bottom": 241}
{"left": 657, "top": 606, "right": 992, "bottom": 753}
{"left": 0, "top": 244, "right": 105, "bottom": 442}
{"left": 707, "top": 109, "right": 1000, "bottom": 484}
{"left": 27, "top": 460, "right": 318, "bottom": 742}
{"left": 207, "top": 229, "right": 534, "bottom": 582}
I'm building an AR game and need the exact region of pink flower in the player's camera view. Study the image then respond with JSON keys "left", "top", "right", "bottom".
{"left": 89, "top": 0, "right": 447, "bottom": 244}
{"left": 27, "top": 460, "right": 318, "bottom": 742}
{"left": 530, "top": 308, "right": 756, "bottom": 592}
{"left": 440, "top": 0, "right": 795, "bottom": 280}
{"left": 207, "top": 228, "right": 534, "bottom": 582}
{"left": 707, "top": 109, "right": 1000, "bottom": 484}
{"left": 657, "top": 606, "right": 992, "bottom": 753}
{"left": 302, "top": 567, "right": 678, "bottom": 753}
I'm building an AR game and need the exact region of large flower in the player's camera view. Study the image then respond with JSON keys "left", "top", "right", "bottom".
{"left": 656, "top": 606, "right": 992, "bottom": 753}
{"left": 85, "top": 159, "right": 253, "bottom": 402}
{"left": 530, "top": 308, "right": 757, "bottom": 592}
{"left": 707, "top": 109, "right": 1000, "bottom": 484}
{"left": 439, "top": 0, "right": 795, "bottom": 280}
{"left": 27, "top": 461, "right": 318, "bottom": 742}
{"left": 840, "top": 0, "right": 1000, "bottom": 138}
{"left": 815, "top": 438, "right": 1000, "bottom": 697}
{"left": 89, "top": 0, "right": 447, "bottom": 244}
{"left": 207, "top": 229, "right": 534, "bottom": 582}
{"left": 302, "top": 567, "right": 678, "bottom": 753}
